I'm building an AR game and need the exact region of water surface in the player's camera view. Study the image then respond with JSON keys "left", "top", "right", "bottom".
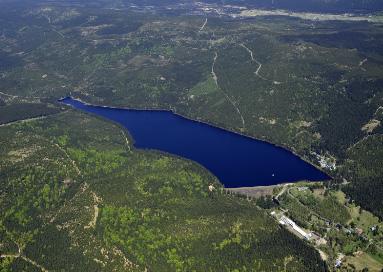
{"left": 61, "top": 97, "right": 329, "bottom": 188}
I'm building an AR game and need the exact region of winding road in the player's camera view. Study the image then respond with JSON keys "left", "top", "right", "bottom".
{"left": 199, "top": 18, "right": 208, "bottom": 31}
{"left": 240, "top": 44, "right": 282, "bottom": 85}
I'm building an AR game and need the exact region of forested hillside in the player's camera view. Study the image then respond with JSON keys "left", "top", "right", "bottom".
{"left": 342, "top": 135, "right": 383, "bottom": 218}
{"left": 0, "top": 111, "right": 326, "bottom": 271}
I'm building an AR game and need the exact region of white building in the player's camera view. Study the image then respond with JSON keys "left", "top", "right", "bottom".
{"left": 279, "top": 216, "right": 310, "bottom": 240}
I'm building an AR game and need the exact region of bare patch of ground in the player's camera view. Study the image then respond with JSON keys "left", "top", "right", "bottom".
{"left": 7, "top": 147, "right": 40, "bottom": 162}
{"left": 361, "top": 119, "right": 381, "bottom": 133}
{"left": 226, "top": 185, "right": 276, "bottom": 198}
{"left": 78, "top": 24, "right": 112, "bottom": 37}
{"left": 313, "top": 188, "right": 325, "bottom": 200}
{"left": 297, "top": 120, "right": 312, "bottom": 128}
{"left": 318, "top": 250, "right": 328, "bottom": 261}
{"left": 259, "top": 117, "right": 277, "bottom": 125}
{"left": 84, "top": 192, "right": 102, "bottom": 229}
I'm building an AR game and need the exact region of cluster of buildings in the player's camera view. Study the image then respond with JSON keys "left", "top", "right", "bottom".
{"left": 271, "top": 212, "right": 327, "bottom": 246}
{"left": 310, "top": 152, "right": 337, "bottom": 171}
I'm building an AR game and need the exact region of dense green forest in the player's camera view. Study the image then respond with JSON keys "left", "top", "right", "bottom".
{"left": 341, "top": 135, "right": 383, "bottom": 219}
{"left": 0, "top": 103, "right": 61, "bottom": 124}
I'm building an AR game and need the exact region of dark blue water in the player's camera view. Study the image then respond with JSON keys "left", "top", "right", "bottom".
{"left": 60, "top": 97, "right": 329, "bottom": 187}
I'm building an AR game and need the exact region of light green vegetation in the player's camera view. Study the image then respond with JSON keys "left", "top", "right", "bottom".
{"left": 344, "top": 252, "right": 383, "bottom": 272}
{"left": 289, "top": 188, "right": 350, "bottom": 224}
{"left": 189, "top": 77, "right": 220, "bottom": 97}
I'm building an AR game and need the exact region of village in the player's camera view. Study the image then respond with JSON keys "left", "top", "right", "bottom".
{"left": 227, "top": 182, "right": 383, "bottom": 271}
{"left": 270, "top": 183, "right": 382, "bottom": 271}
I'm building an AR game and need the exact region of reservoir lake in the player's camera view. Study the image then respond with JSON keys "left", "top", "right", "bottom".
{"left": 61, "top": 97, "right": 329, "bottom": 188}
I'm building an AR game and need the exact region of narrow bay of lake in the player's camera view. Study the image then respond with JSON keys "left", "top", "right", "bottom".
{"left": 61, "top": 97, "right": 329, "bottom": 188}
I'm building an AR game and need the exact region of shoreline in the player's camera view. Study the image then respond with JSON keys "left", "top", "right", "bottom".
{"left": 59, "top": 96, "right": 332, "bottom": 182}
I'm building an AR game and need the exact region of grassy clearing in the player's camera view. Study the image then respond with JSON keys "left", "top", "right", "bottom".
{"left": 344, "top": 252, "right": 383, "bottom": 271}
{"left": 189, "top": 77, "right": 220, "bottom": 97}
